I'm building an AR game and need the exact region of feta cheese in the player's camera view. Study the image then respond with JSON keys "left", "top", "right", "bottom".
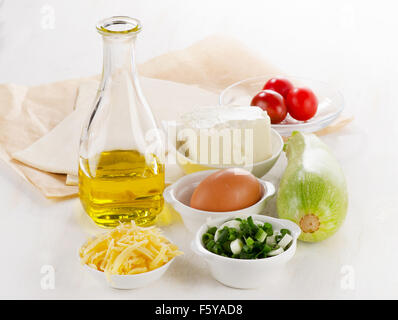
{"left": 178, "top": 106, "right": 272, "bottom": 166}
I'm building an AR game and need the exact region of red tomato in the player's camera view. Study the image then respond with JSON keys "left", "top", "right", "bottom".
{"left": 263, "top": 77, "right": 294, "bottom": 99}
{"left": 250, "top": 90, "right": 287, "bottom": 124}
{"left": 286, "top": 87, "right": 318, "bottom": 121}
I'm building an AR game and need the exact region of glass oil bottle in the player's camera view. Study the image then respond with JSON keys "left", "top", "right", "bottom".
{"left": 79, "top": 17, "right": 165, "bottom": 228}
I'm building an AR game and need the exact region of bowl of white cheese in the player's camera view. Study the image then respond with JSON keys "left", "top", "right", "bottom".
{"left": 165, "top": 106, "right": 284, "bottom": 178}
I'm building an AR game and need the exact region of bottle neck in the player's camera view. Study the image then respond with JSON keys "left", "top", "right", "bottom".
{"left": 101, "top": 37, "right": 137, "bottom": 83}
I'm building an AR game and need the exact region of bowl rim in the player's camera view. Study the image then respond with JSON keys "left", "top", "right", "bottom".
{"left": 192, "top": 214, "right": 301, "bottom": 263}
{"left": 164, "top": 170, "right": 275, "bottom": 216}
{"left": 219, "top": 75, "right": 345, "bottom": 129}
{"left": 173, "top": 127, "right": 284, "bottom": 169}
{"left": 82, "top": 256, "right": 176, "bottom": 278}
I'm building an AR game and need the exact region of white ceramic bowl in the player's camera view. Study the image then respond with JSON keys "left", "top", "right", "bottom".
{"left": 220, "top": 75, "right": 344, "bottom": 136}
{"left": 163, "top": 170, "right": 275, "bottom": 233}
{"left": 162, "top": 120, "right": 284, "bottom": 179}
{"left": 191, "top": 214, "right": 301, "bottom": 289}
{"left": 80, "top": 247, "right": 176, "bottom": 289}
{"left": 172, "top": 127, "right": 284, "bottom": 178}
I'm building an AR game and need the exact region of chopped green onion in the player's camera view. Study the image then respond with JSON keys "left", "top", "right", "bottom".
{"left": 217, "top": 227, "right": 229, "bottom": 243}
{"left": 230, "top": 238, "right": 243, "bottom": 255}
{"left": 245, "top": 237, "right": 255, "bottom": 247}
{"left": 267, "top": 247, "right": 284, "bottom": 257}
{"left": 280, "top": 229, "right": 291, "bottom": 236}
{"left": 222, "top": 241, "right": 232, "bottom": 253}
{"left": 206, "top": 240, "right": 216, "bottom": 251}
{"left": 212, "top": 243, "right": 222, "bottom": 254}
{"left": 240, "top": 252, "right": 254, "bottom": 259}
{"left": 263, "top": 222, "right": 273, "bottom": 236}
{"left": 266, "top": 235, "right": 276, "bottom": 246}
{"left": 278, "top": 233, "right": 293, "bottom": 249}
{"left": 203, "top": 216, "right": 292, "bottom": 260}
{"left": 247, "top": 216, "right": 258, "bottom": 234}
{"left": 262, "top": 244, "right": 272, "bottom": 254}
{"left": 253, "top": 241, "right": 263, "bottom": 250}
{"left": 255, "top": 228, "right": 267, "bottom": 242}
{"left": 202, "top": 233, "right": 214, "bottom": 244}
{"left": 228, "top": 229, "right": 237, "bottom": 241}
{"left": 239, "top": 220, "right": 251, "bottom": 237}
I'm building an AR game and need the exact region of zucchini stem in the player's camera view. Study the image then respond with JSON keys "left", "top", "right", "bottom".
{"left": 299, "top": 214, "right": 320, "bottom": 233}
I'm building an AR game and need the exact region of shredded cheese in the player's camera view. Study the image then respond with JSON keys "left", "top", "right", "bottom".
{"left": 79, "top": 222, "right": 183, "bottom": 278}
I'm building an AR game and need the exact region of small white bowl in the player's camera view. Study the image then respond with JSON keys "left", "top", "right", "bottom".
{"left": 162, "top": 120, "right": 283, "bottom": 179}
{"left": 172, "top": 127, "right": 284, "bottom": 178}
{"left": 79, "top": 241, "right": 177, "bottom": 289}
{"left": 81, "top": 259, "right": 175, "bottom": 289}
{"left": 191, "top": 214, "right": 301, "bottom": 289}
{"left": 163, "top": 170, "right": 275, "bottom": 233}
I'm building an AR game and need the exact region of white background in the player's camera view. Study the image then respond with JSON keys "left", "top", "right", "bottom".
{"left": 0, "top": 0, "right": 397, "bottom": 299}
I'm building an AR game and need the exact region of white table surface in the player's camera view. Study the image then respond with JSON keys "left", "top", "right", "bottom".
{"left": 0, "top": 0, "right": 397, "bottom": 299}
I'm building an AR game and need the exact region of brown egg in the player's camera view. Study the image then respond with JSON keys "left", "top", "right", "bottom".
{"left": 190, "top": 168, "right": 263, "bottom": 212}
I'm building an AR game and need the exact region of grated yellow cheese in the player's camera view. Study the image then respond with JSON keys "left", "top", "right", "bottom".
{"left": 79, "top": 222, "right": 183, "bottom": 278}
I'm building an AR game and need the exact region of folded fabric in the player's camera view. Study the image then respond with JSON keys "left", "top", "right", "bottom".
{"left": 0, "top": 79, "right": 90, "bottom": 197}
{"left": 13, "top": 77, "right": 218, "bottom": 183}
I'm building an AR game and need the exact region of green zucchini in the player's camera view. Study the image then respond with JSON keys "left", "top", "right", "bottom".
{"left": 277, "top": 131, "right": 348, "bottom": 242}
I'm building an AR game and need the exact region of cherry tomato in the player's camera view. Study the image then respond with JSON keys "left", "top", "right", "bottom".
{"left": 286, "top": 87, "right": 318, "bottom": 121}
{"left": 263, "top": 77, "right": 293, "bottom": 99}
{"left": 250, "top": 90, "right": 287, "bottom": 124}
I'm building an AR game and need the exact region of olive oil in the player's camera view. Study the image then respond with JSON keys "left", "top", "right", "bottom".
{"left": 79, "top": 150, "right": 165, "bottom": 228}
{"left": 79, "top": 17, "right": 165, "bottom": 227}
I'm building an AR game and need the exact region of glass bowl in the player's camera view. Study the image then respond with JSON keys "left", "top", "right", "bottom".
{"left": 219, "top": 75, "right": 344, "bottom": 136}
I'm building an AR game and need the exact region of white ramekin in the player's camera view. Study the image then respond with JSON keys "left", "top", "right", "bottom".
{"left": 81, "top": 258, "right": 176, "bottom": 289}
{"left": 191, "top": 214, "right": 301, "bottom": 289}
{"left": 79, "top": 234, "right": 178, "bottom": 290}
{"left": 163, "top": 170, "right": 275, "bottom": 233}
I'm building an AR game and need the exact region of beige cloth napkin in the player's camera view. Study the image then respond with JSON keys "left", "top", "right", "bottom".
{"left": 0, "top": 79, "right": 88, "bottom": 197}
{"left": 0, "top": 35, "right": 351, "bottom": 198}
{"left": 12, "top": 77, "right": 219, "bottom": 181}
